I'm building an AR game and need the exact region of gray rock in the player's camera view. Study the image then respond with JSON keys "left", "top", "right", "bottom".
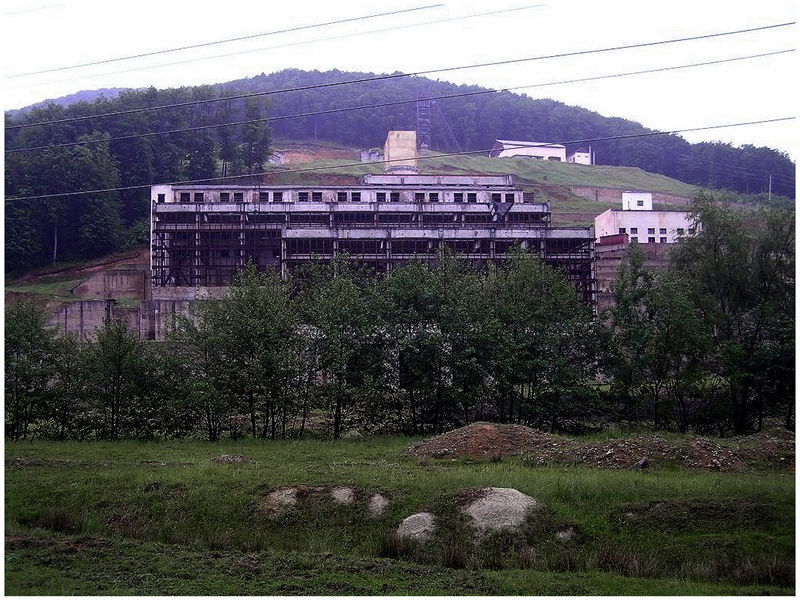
{"left": 343, "top": 429, "right": 363, "bottom": 440}
{"left": 369, "top": 493, "right": 389, "bottom": 516}
{"left": 262, "top": 487, "right": 297, "bottom": 515}
{"left": 555, "top": 526, "right": 577, "bottom": 542}
{"left": 397, "top": 512, "right": 435, "bottom": 541}
{"left": 331, "top": 486, "right": 355, "bottom": 505}
{"left": 464, "top": 487, "right": 538, "bottom": 531}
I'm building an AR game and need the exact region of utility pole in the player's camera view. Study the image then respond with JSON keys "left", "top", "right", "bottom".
{"left": 768, "top": 173, "right": 772, "bottom": 201}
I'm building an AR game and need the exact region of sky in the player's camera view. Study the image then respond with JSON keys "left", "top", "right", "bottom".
{"left": 2, "top": 0, "right": 797, "bottom": 159}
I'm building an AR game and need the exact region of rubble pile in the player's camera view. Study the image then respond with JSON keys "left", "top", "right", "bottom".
{"left": 406, "top": 422, "right": 795, "bottom": 472}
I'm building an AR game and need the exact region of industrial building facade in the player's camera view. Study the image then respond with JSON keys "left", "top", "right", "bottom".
{"left": 150, "top": 173, "right": 596, "bottom": 304}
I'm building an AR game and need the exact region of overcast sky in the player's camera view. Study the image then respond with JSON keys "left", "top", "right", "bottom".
{"left": 3, "top": 0, "right": 797, "bottom": 159}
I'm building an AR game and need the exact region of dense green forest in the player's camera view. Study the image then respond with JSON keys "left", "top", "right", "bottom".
{"left": 6, "top": 199, "right": 794, "bottom": 441}
{"left": 5, "top": 69, "right": 795, "bottom": 274}
{"left": 219, "top": 69, "right": 795, "bottom": 197}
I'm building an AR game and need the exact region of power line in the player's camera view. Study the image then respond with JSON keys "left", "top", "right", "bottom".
{"left": 4, "top": 4, "right": 443, "bottom": 79}
{"left": 7, "top": 49, "right": 794, "bottom": 155}
{"left": 7, "top": 4, "right": 548, "bottom": 91}
{"left": 6, "top": 117, "right": 794, "bottom": 201}
{"left": 7, "top": 21, "right": 795, "bottom": 131}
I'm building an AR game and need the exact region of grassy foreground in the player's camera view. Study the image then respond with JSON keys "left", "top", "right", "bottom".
{"left": 5, "top": 437, "right": 794, "bottom": 595}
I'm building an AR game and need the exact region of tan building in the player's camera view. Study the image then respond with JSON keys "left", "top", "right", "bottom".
{"left": 383, "top": 131, "right": 418, "bottom": 173}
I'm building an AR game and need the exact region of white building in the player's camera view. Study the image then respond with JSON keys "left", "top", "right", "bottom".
{"left": 594, "top": 192, "right": 695, "bottom": 244}
{"left": 621, "top": 190, "right": 653, "bottom": 211}
{"left": 489, "top": 140, "right": 566, "bottom": 161}
{"left": 567, "top": 146, "right": 593, "bottom": 165}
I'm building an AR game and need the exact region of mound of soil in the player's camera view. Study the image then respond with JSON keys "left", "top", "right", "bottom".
{"left": 406, "top": 422, "right": 794, "bottom": 472}
{"left": 405, "top": 422, "right": 552, "bottom": 459}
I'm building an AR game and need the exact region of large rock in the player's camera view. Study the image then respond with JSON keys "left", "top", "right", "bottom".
{"left": 331, "top": 486, "right": 355, "bottom": 505}
{"left": 397, "top": 512, "right": 435, "bottom": 541}
{"left": 464, "top": 487, "right": 538, "bottom": 531}
{"left": 369, "top": 494, "right": 389, "bottom": 516}
{"left": 262, "top": 487, "right": 297, "bottom": 515}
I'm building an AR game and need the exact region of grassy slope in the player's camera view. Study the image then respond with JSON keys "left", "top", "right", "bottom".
{"left": 5, "top": 438, "right": 794, "bottom": 595}
{"left": 260, "top": 150, "right": 697, "bottom": 227}
{"left": 264, "top": 148, "right": 699, "bottom": 198}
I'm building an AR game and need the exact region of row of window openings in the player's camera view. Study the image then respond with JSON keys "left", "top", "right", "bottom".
{"left": 172, "top": 191, "right": 517, "bottom": 203}
{"left": 619, "top": 227, "right": 694, "bottom": 236}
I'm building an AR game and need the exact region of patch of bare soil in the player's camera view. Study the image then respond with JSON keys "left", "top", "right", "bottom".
{"left": 405, "top": 422, "right": 794, "bottom": 472}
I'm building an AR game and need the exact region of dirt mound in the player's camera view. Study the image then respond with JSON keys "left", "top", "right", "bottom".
{"left": 406, "top": 422, "right": 552, "bottom": 459}
{"left": 406, "top": 423, "right": 794, "bottom": 472}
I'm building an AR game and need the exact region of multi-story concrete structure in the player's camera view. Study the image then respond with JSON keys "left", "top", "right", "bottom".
{"left": 150, "top": 173, "right": 595, "bottom": 309}
{"left": 489, "top": 140, "right": 567, "bottom": 161}
{"left": 594, "top": 192, "right": 694, "bottom": 244}
{"left": 593, "top": 192, "right": 697, "bottom": 312}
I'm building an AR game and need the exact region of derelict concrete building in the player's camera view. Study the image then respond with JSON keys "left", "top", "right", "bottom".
{"left": 150, "top": 173, "right": 596, "bottom": 305}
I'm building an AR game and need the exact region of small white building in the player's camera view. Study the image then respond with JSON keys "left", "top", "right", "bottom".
{"left": 567, "top": 146, "right": 593, "bottom": 165}
{"left": 621, "top": 191, "right": 653, "bottom": 211}
{"left": 489, "top": 140, "right": 566, "bottom": 161}
{"left": 594, "top": 192, "right": 695, "bottom": 244}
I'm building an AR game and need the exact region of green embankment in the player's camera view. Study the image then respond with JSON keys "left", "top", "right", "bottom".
{"left": 5, "top": 438, "right": 794, "bottom": 595}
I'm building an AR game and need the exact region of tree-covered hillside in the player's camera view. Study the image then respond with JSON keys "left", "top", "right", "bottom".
{"left": 214, "top": 69, "right": 794, "bottom": 197}
{"left": 4, "top": 68, "right": 794, "bottom": 274}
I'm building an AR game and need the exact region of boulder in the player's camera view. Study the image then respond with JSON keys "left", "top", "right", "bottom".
{"left": 397, "top": 512, "right": 435, "bottom": 541}
{"left": 369, "top": 494, "right": 389, "bottom": 516}
{"left": 464, "top": 487, "right": 538, "bottom": 531}
{"left": 331, "top": 486, "right": 355, "bottom": 505}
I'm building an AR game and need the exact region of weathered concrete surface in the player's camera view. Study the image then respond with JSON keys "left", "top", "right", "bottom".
{"left": 72, "top": 268, "right": 147, "bottom": 300}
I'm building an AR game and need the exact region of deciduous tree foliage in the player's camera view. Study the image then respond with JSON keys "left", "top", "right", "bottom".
{"left": 4, "top": 200, "right": 794, "bottom": 440}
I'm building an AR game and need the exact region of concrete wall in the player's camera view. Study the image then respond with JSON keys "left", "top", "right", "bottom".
{"left": 622, "top": 191, "right": 653, "bottom": 211}
{"left": 47, "top": 300, "right": 115, "bottom": 341}
{"left": 594, "top": 240, "right": 672, "bottom": 314}
{"left": 569, "top": 186, "right": 691, "bottom": 207}
{"left": 72, "top": 268, "right": 147, "bottom": 300}
{"left": 47, "top": 298, "right": 202, "bottom": 341}
{"left": 383, "top": 131, "right": 417, "bottom": 172}
{"left": 567, "top": 151, "right": 591, "bottom": 165}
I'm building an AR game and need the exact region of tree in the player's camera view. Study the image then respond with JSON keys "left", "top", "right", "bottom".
{"left": 86, "top": 317, "right": 146, "bottom": 440}
{"left": 486, "top": 247, "right": 599, "bottom": 431}
{"left": 670, "top": 194, "right": 795, "bottom": 433}
{"left": 5, "top": 300, "right": 55, "bottom": 440}
{"left": 213, "top": 264, "right": 297, "bottom": 439}
{"left": 301, "top": 257, "right": 374, "bottom": 439}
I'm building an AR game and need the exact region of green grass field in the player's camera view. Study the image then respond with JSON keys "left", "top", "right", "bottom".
{"left": 4, "top": 437, "right": 794, "bottom": 595}
{"left": 263, "top": 151, "right": 699, "bottom": 198}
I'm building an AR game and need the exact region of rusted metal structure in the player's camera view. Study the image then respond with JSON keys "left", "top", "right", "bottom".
{"left": 150, "top": 173, "right": 595, "bottom": 305}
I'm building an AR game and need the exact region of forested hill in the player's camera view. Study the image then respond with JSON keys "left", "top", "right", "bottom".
{"left": 4, "top": 68, "right": 794, "bottom": 275}
{"left": 213, "top": 69, "right": 794, "bottom": 197}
